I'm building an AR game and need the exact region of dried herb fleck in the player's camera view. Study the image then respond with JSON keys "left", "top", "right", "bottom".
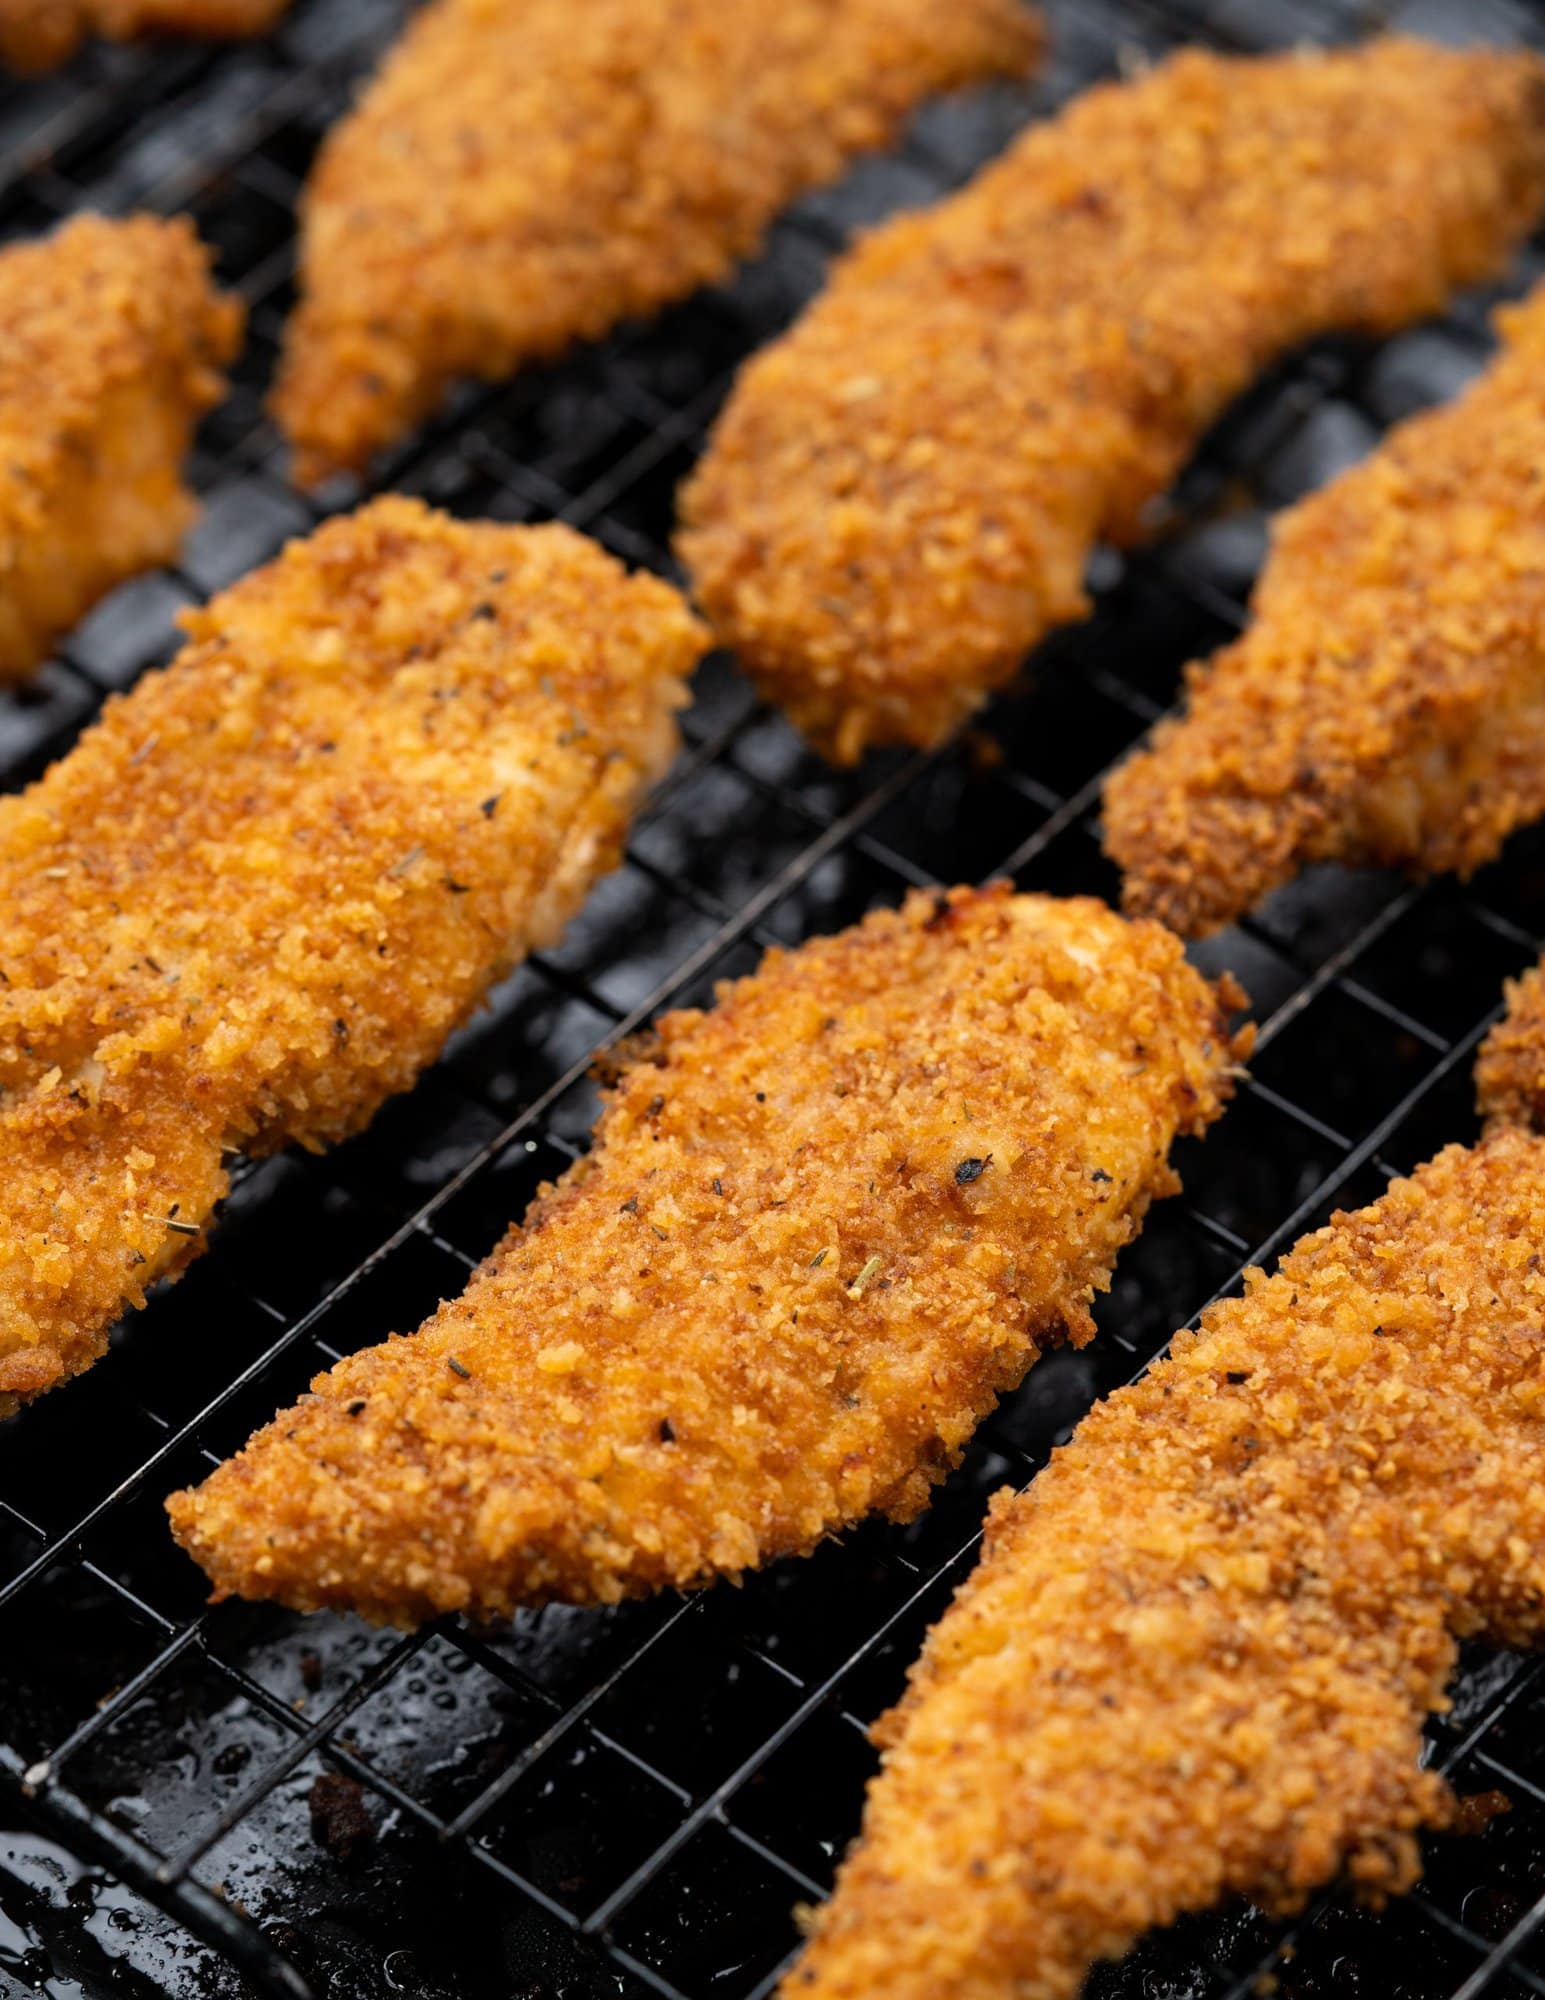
{"left": 848, "top": 1255, "right": 883, "bottom": 1296}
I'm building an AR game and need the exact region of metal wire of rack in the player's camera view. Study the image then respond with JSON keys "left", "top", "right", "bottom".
{"left": 4, "top": 0, "right": 1545, "bottom": 1994}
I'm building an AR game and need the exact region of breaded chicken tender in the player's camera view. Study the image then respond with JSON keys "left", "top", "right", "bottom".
{"left": 272, "top": 0, "right": 1041, "bottom": 487}
{"left": 1476, "top": 960, "right": 1545, "bottom": 1130}
{"left": 0, "top": 496, "right": 704, "bottom": 1416}
{"left": 0, "top": 213, "right": 241, "bottom": 682}
{"left": 787, "top": 1131, "right": 1545, "bottom": 2000}
{"left": 1107, "top": 282, "right": 1545, "bottom": 938}
{"left": 678, "top": 38, "right": 1545, "bottom": 763}
{"left": 166, "top": 884, "right": 1246, "bottom": 1626}
{"left": 0, "top": 0, "right": 286, "bottom": 72}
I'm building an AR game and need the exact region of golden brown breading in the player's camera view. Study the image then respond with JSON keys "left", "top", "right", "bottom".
{"left": 0, "top": 496, "right": 704, "bottom": 1417}
{"left": 678, "top": 38, "right": 1545, "bottom": 764}
{"left": 0, "top": 0, "right": 286, "bottom": 71}
{"left": 271, "top": 0, "right": 1040, "bottom": 487}
{"left": 0, "top": 214, "right": 241, "bottom": 682}
{"left": 166, "top": 883, "right": 1246, "bottom": 1626}
{"left": 786, "top": 1130, "right": 1545, "bottom": 2000}
{"left": 1107, "top": 282, "right": 1545, "bottom": 938}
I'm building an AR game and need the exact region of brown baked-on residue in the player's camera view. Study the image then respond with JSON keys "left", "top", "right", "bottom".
{"left": 0, "top": 0, "right": 286, "bottom": 77}
{"left": 786, "top": 1130, "right": 1545, "bottom": 2000}
{"left": 167, "top": 883, "right": 1247, "bottom": 1627}
{"left": 0, "top": 496, "right": 705, "bottom": 1417}
{"left": 678, "top": 37, "right": 1545, "bottom": 765}
{"left": 1107, "top": 280, "right": 1545, "bottom": 938}
{"left": 0, "top": 212, "right": 241, "bottom": 682}
{"left": 271, "top": 0, "right": 1040, "bottom": 486}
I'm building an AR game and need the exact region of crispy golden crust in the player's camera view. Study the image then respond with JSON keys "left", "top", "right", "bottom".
{"left": 0, "top": 497, "right": 704, "bottom": 1416}
{"left": 1107, "top": 283, "right": 1545, "bottom": 938}
{"left": 0, "top": 213, "right": 241, "bottom": 681}
{"left": 167, "top": 883, "right": 1245, "bottom": 1626}
{"left": 787, "top": 1130, "right": 1545, "bottom": 2000}
{"left": 0, "top": 0, "right": 286, "bottom": 74}
{"left": 271, "top": 0, "right": 1040, "bottom": 486}
{"left": 678, "top": 38, "right": 1545, "bottom": 764}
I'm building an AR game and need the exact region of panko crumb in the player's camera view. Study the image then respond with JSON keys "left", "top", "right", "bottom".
{"left": 167, "top": 883, "right": 1246, "bottom": 1627}
{"left": 787, "top": 1130, "right": 1545, "bottom": 2000}
{"left": 272, "top": 0, "right": 1040, "bottom": 486}
{"left": 1107, "top": 280, "right": 1545, "bottom": 938}
{"left": 0, "top": 0, "right": 286, "bottom": 71}
{"left": 0, "top": 213, "right": 241, "bottom": 682}
{"left": 678, "top": 38, "right": 1545, "bottom": 763}
{"left": 0, "top": 496, "right": 705, "bottom": 1416}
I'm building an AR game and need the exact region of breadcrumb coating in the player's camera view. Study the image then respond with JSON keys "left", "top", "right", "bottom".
{"left": 0, "top": 213, "right": 241, "bottom": 682}
{"left": 678, "top": 38, "right": 1545, "bottom": 764}
{"left": 272, "top": 0, "right": 1040, "bottom": 486}
{"left": 0, "top": 496, "right": 703, "bottom": 1416}
{"left": 167, "top": 884, "right": 1245, "bottom": 1627}
{"left": 1107, "top": 281, "right": 1545, "bottom": 938}
{"left": 787, "top": 1130, "right": 1545, "bottom": 2000}
{"left": 0, "top": 0, "right": 285, "bottom": 71}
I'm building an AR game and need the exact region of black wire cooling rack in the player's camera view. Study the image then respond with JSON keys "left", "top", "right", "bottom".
{"left": 5, "top": 0, "right": 1545, "bottom": 1994}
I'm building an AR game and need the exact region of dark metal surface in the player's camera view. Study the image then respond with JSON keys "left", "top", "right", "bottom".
{"left": 4, "top": 0, "right": 1545, "bottom": 1993}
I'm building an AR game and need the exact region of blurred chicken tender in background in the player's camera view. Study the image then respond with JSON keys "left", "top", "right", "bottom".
{"left": 0, "top": 213, "right": 241, "bottom": 681}
{"left": 272, "top": 0, "right": 1041, "bottom": 483}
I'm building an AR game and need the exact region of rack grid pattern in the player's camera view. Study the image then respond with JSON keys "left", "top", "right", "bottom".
{"left": 4, "top": 0, "right": 1545, "bottom": 1994}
